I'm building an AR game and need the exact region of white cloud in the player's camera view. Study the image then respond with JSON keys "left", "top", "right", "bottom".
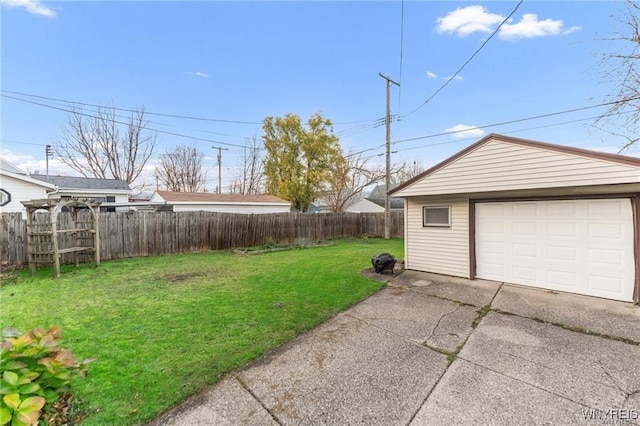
{"left": 184, "top": 71, "right": 209, "bottom": 78}
{"left": 563, "top": 25, "right": 582, "bottom": 36}
{"left": 1, "top": 149, "right": 75, "bottom": 176}
{"left": 426, "top": 71, "right": 438, "bottom": 79}
{"left": 499, "top": 14, "right": 567, "bottom": 40}
{"left": 0, "top": 0, "right": 55, "bottom": 17}
{"left": 436, "top": 5, "right": 580, "bottom": 41}
{"left": 436, "top": 5, "right": 504, "bottom": 37}
{"left": 445, "top": 124, "right": 485, "bottom": 139}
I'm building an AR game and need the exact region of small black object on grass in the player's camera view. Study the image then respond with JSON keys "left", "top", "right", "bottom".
{"left": 371, "top": 253, "right": 396, "bottom": 274}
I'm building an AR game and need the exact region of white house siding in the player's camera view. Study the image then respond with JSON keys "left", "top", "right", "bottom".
{"left": 0, "top": 174, "right": 51, "bottom": 217}
{"left": 396, "top": 139, "right": 640, "bottom": 197}
{"left": 405, "top": 197, "right": 469, "bottom": 278}
{"left": 172, "top": 204, "right": 290, "bottom": 214}
{"left": 346, "top": 199, "right": 384, "bottom": 213}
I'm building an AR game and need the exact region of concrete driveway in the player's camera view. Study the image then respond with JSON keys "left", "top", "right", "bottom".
{"left": 151, "top": 270, "right": 640, "bottom": 425}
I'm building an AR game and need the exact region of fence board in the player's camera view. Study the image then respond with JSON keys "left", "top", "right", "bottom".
{"left": 0, "top": 211, "right": 403, "bottom": 269}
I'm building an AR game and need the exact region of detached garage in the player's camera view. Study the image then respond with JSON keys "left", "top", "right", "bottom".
{"left": 390, "top": 134, "right": 640, "bottom": 303}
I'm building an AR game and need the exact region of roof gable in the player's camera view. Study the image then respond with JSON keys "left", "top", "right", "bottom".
{"left": 0, "top": 158, "right": 26, "bottom": 174}
{"left": 152, "top": 191, "right": 290, "bottom": 204}
{"left": 0, "top": 170, "right": 57, "bottom": 189}
{"left": 392, "top": 134, "right": 640, "bottom": 197}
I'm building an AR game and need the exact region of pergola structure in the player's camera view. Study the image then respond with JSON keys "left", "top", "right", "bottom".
{"left": 22, "top": 198, "right": 101, "bottom": 277}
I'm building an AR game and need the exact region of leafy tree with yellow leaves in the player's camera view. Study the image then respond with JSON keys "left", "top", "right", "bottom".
{"left": 263, "top": 113, "right": 342, "bottom": 211}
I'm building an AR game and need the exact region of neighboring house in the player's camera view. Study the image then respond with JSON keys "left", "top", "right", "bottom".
{"left": 150, "top": 190, "right": 291, "bottom": 214}
{"left": 347, "top": 184, "right": 404, "bottom": 213}
{"left": 30, "top": 174, "right": 132, "bottom": 212}
{"left": 391, "top": 133, "right": 640, "bottom": 304}
{"left": 309, "top": 198, "right": 332, "bottom": 213}
{"left": 0, "top": 160, "right": 56, "bottom": 217}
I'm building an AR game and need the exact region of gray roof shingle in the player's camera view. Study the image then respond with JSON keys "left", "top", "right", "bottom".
{"left": 30, "top": 174, "right": 131, "bottom": 191}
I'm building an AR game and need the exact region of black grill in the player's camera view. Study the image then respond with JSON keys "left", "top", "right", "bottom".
{"left": 371, "top": 253, "right": 396, "bottom": 274}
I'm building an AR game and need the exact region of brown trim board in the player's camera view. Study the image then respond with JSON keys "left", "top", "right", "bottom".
{"left": 633, "top": 194, "right": 640, "bottom": 304}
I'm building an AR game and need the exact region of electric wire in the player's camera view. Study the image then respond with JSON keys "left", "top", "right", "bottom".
{"left": 401, "top": 0, "right": 524, "bottom": 119}
{"left": 2, "top": 94, "right": 255, "bottom": 150}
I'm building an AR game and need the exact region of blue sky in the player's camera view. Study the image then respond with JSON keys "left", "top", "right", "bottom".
{"left": 1, "top": 0, "right": 637, "bottom": 191}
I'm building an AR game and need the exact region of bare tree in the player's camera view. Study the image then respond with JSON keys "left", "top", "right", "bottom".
{"left": 593, "top": 0, "right": 640, "bottom": 152}
{"left": 228, "top": 135, "right": 265, "bottom": 195}
{"left": 393, "top": 159, "right": 425, "bottom": 184}
{"left": 324, "top": 151, "right": 387, "bottom": 212}
{"left": 56, "top": 104, "right": 157, "bottom": 184}
{"left": 155, "top": 145, "right": 207, "bottom": 192}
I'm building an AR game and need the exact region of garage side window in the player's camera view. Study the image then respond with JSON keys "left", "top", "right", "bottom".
{"left": 423, "top": 205, "right": 451, "bottom": 228}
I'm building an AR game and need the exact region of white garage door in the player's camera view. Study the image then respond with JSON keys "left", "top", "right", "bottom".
{"left": 475, "top": 199, "right": 635, "bottom": 302}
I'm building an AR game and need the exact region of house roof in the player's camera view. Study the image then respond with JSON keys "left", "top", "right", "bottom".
{"left": 0, "top": 169, "right": 57, "bottom": 190}
{"left": 0, "top": 158, "right": 26, "bottom": 174}
{"left": 390, "top": 133, "right": 640, "bottom": 196}
{"left": 366, "top": 184, "right": 404, "bottom": 209}
{"left": 30, "top": 174, "right": 131, "bottom": 191}
{"left": 154, "top": 191, "right": 290, "bottom": 204}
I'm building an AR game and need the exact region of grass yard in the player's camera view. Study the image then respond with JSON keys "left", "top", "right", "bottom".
{"left": 0, "top": 238, "right": 403, "bottom": 425}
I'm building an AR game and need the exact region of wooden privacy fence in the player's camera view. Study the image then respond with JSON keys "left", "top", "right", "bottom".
{"left": 1, "top": 211, "right": 403, "bottom": 269}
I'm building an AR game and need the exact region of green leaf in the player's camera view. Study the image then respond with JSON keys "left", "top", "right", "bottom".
{"left": 0, "top": 362, "right": 26, "bottom": 371}
{"left": 2, "top": 394, "right": 19, "bottom": 410}
{"left": 17, "top": 396, "right": 44, "bottom": 412}
{"left": 1, "top": 374, "right": 17, "bottom": 389}
{"left": 14, "top": 396, "right": 44, "bottom": 426}
{"left": 0, "top": 406, "right": 11, "bottom": 426}
{"left": 17, "top": 384, "right": 39, "bottom": 395}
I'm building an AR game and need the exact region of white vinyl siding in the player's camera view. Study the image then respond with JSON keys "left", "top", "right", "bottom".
{"left": 406, "top": 198, "right": 469, "bottom": 278}
{"left": 0, "top": 174, "right": 52, "bottom": 217}
{"left": 395, "top": 139, "right": 640, "bottom": 197}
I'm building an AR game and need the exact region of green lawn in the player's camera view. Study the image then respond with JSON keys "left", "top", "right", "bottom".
{"left": 0, "top": 238, "right": 403, "bottom": 425}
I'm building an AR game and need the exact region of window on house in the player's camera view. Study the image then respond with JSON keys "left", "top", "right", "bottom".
{"left": 104, "top": 196, "right": 116, "bottom": 212}
{"left": 423, "top": 206, "right": 451, "bottom": 227}
{"left": 0, "top": 189, "right": 11, "bottom": 207}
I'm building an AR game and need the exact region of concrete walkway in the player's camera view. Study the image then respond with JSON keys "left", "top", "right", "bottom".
{"left": 151, "top": 270, "right": 640, "bottom": 425}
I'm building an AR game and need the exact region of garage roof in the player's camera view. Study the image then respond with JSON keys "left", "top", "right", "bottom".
{"left": 391, "top": 134, "right": 640, "bottom": 197}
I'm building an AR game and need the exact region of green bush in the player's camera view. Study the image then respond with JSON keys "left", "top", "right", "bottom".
{"left": 0, "top": 327, "right": 93, "bottom": 426}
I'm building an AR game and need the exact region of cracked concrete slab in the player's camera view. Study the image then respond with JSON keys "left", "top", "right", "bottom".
{"left": 459, "top": 311, "right": 640, "bottom": 410}
{"left": 492, "top": 284, "right": 640, "bottom": 343}
{"left": 149, "top": 376, "right": 277, "bottom": 426}
{"left": 236, "top": 313, "right": 449, "bottom": 425}
{"left": 393, "top": 270, "right": 501, "bottom": 307}
{"left": 346, "top": 287, "right": 478, "bottom": 352}
{"left": 411, "top": 358, "right": 593, "bottom": 425}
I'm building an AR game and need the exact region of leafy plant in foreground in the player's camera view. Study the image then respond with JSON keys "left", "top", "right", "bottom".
{"left": 0, "top": 327, "right": 94, "bottom": 426}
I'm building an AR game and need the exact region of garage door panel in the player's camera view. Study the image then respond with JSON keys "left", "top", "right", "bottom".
{"left": 547, "top": 222, "right": 577, "bottom": 237}
{"left": 512, "top": 221, "right": 537, "bottom": 235}
{"left": 547, "top": 245, "right": 576, "bottom": 261}
{"left": 476, "top": 199, "right": 634, "bottom": 302}
{"left": 547, "top": 270, "right": 577, "bottom": 287}
{"left": 588, "top": 223, "right": 623, "bottom": 239}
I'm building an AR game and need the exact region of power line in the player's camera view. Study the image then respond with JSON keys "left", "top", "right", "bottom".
{"left": 392, "top": 96, "right": 640, "bottom": 145}
{"left": 1, "top": 94, "right": 257, "bottom": 150}
{"left": 1, "top": 89, "right": 264, "bottom": 125}
{"left": 1, "top": 89, "right": 381, "bottom": 127}
{"left": 402, "top": 0, "right": 524, "bottom": 119}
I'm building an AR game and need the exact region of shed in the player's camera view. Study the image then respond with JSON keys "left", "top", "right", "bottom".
{"left": 150, "top": 191, "right": 291, "bottom": 214}
{"left": 391, "top": 134, "right": 640, "bottom": 303}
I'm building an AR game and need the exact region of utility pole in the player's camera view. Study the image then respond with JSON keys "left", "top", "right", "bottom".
{"left": 45, "top": 144, "right": 52, "bottom": 176}
{"left": 379, "top": 72, "right": 400, "bottom": 239}
{"left": 213, "top": 146, "right": 228, "bottom": 194}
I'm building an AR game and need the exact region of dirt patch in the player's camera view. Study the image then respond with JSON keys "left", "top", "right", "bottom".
{"left": 164, "top": 272, "right": 206, "bottom": 283}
